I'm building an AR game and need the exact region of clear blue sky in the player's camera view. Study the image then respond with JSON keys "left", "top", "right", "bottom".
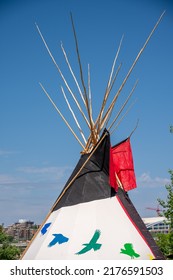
{"left": 0, "top": 0, "right": 173, "bottom": 226}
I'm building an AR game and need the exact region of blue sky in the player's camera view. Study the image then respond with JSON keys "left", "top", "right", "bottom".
{"left": 0, "top": 0, "right": 173, "bottom": 226}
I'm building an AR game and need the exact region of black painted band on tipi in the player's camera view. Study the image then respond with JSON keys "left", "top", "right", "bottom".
{"left": 53, "top": 130, "right": 116, "bottom": 211}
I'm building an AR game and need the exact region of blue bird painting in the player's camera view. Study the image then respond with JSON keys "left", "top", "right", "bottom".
{"left": 48, "top": 234, "right": 69, "bottom": 247}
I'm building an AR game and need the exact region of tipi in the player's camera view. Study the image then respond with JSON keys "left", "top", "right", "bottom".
{"left": 22, "top": 13, "right": 165, "bottom": 260}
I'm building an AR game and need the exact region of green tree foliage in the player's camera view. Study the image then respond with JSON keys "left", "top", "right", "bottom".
{"left": 156, "top": 233, "right": 172, "bottom": 257}
{"left": 158, "top": 170, "right": 173, "bottom": 231}
{"left": 0, "top": 243, "right": 20, "bottom": 260}
{"left": 0, "top": 225, "right": 13, "bottom": 243}
{"left": 0, "top": 225, "right": 20, "bottom": 260}
{"left": 156, "top": 170, "right": 173, "bottom": 258}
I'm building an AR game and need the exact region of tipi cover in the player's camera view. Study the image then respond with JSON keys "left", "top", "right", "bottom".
{"left": 22, "top": 131, "right": 164, "bottom": 260}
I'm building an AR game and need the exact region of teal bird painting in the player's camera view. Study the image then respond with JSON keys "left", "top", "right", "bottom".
{"left": 76, "top": 230, "right": 102, "bottom": 255}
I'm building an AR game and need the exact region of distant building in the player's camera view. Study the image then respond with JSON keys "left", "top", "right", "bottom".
{"left": 5, "top": 220, "right": 39, "bottom": 241}
{"left": 142, "top": 217, "right": 169, "bottom": 234}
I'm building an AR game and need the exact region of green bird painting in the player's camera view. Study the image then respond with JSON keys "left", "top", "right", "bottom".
{"left": 120, "top": 243, "right": 140, "bottom": 259}
{"left": 76, "top": 229, "right": 102, "bottom": 255}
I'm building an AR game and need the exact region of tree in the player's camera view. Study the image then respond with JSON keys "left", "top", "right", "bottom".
{"left": 0, "top": 243, "right": 20, "bottom": 260}
{"left": 156, "top": 170, "right": 173, "bottom": 258}
{"left": 0, "top": 225, "right": 14, "bottom": 244}
{"left": 158, "top": 170, "right": 173, "bottom": 231}
{"left": 156, "top": 233, "right": 171, "bottom": 257}
{"left": 0, "top": 225, "right": 20, "bottom": 260}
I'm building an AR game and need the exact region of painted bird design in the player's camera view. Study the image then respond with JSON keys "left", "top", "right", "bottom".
{"left": 76, "top": 229, "right": 102, "bottom": 255}
{"left": 48, "top": 234, "right": 69, "bottom": 247}
{"left": 41, "top": 222, "right": 51, "bottom": 235}
{"left": 120, "top": 243, "right": 140, "bottom": 259}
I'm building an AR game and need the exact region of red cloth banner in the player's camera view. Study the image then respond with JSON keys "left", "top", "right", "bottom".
{"left": 109, "top": 138, "right": 137, "bottom": 192}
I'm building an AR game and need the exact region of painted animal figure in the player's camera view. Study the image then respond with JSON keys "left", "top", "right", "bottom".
{"left": 76, "top": 230, "right": 102, "bottom": 255}
{"left": 120, "top": 243, "right": 140, "bottom": 259}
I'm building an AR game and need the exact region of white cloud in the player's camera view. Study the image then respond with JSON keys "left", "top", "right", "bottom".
{"left": 17, "top": 166, "right": 72, "bottom": 182}
{"left": 137, "top": 172, "right": 170, "bottom": 188}
{"left": 0, "top": 169, "right": 66, "bottom": 225}
{"left": 18, "top": 166, "right": 70, "bottom": 174}
{"left": 0, "top": 174, "right": 28, "bottom": 185}
{"left": 0, "top": 150, "right": 19, "bottom": 157}
{"left": 0, "top": 165, "right": 72, "bottom": 188}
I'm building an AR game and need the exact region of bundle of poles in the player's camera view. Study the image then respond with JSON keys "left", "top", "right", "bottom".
{"left": 36, "top": 12, "right": 165, "bottom": 154}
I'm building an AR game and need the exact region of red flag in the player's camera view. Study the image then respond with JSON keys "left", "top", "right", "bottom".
{"left": 109, "top": 138, "right": 137, "bottom": 192}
